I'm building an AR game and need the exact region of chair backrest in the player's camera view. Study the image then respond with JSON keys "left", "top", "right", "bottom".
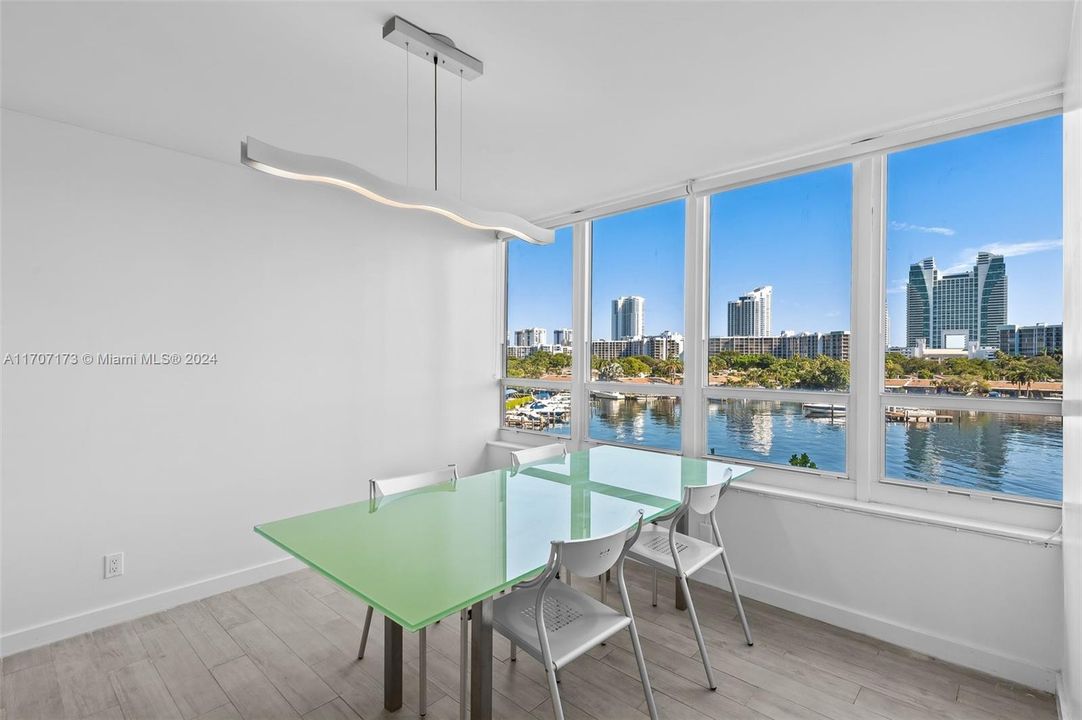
{"left": 684, "top": 467, "right": 734, "bottom": 515}
{"left": 557, "top": 511, "right": 643, "bottom": 578}
{"left": 510, "top": 442, "right": 567, "bottom": 471}
{"left": 370, "top": 464, "right": 458, "bottom": 501}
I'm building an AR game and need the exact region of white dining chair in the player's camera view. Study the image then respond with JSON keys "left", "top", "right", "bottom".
{"left": 509, "top": 443, "right": 587, "bottom": 593}
{"left": 492, "top": 511, "right": 658, "bottom": 720}
{"left": 626, "top": 468, "right": 753, "bottom": 691}
{"left": 510, "top": 442, "right": 567, "bottom": 470}
{"left": 357, "top": 464, "right": 459, "bottom": 717}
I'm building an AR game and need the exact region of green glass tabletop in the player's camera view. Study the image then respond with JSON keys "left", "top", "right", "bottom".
{"left": 254, "top": 445, "right": 753, "bottom": 632}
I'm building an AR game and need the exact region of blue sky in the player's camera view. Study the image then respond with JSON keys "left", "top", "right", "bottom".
{"left": 885, "top": 115, "right": 1063, "bottom": 346}
{"left": 508, "top": 115, "right": 1062, "bottom": 347}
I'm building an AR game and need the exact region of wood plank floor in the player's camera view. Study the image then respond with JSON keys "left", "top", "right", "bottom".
{"left": 0, "top": 565, "right": 1058, "bottom": 720}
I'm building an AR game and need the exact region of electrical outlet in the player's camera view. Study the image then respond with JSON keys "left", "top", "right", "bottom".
{"left": 104, "top": 552, "right": 124, "bottom": 579}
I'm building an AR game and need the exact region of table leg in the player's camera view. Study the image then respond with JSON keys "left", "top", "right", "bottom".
{"left": 674, "top": 514, "right": 687, "bottom": 611}
{"left": 469, "top": 598, "right": 493, "bottom": 720}
{"left": 384, "top": 617, "right": 403, "bottom": 711}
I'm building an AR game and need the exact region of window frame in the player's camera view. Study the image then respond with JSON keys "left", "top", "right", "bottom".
{"left": 498, "top": 91, "right": 1065, "bottom": 532}
{"left": 583, "top": 199, "right": 689, "bottom": 455}
{"left": 700, "top": 162, "right": 855, "bottom": 479}
{"left": 499, "top": 228, "right": 572, "bottom": 441}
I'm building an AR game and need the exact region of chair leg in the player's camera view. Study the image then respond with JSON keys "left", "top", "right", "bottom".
{"left": 678, "top": 575, "right": 717, "bottom": 690}
{"left": 651, "top": 569, "right": 658, "bottom": 607}
{"left": 419, "top": 627, "right": 427, "bottom": 716}
{"left": 545, "top": 664, "right": 565, "bottom": 720}
{"left": 627, "top": 623, "right": 659, "bottom": 720}
{"left": 357, "top": 605, "right": 374, "bottom": 659}
{"left": 720, "top": 549, "right": 754, "bottom": 646}
{"left": 599, "top": 574, "right": 607, "bottom": 604}
{"left": 459, "top": 610, "right": 468, "bottom": 720}
{"left": 510, "top": 641, "right": 517, "bottom": 661}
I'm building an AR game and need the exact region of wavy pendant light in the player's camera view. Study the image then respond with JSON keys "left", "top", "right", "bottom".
{"left": 240, "top": 16, "right": 554, "bottom": 246}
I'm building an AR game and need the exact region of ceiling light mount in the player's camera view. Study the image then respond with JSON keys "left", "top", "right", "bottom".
{"left": 382, "top": 16, "right": 483, "bottom": 80}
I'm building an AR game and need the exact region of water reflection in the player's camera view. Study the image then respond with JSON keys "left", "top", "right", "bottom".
{"left": 590, "top": 395, "right": 681, "bottom": 451}
{"left": 706, "top": 400, "right": 846, "bottom": 473}
{"left": 583, "top": 397, "right": 1060, "bottom": 501}
{"left": 886, "top": 411, "right": 1060, "bottom": 500}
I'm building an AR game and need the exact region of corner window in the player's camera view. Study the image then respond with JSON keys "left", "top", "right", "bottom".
{"left": 884, "top": 116, "right": 1063, "bottom": 500}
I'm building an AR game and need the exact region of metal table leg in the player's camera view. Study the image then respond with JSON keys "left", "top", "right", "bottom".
{"left": 469, "top": 598, "right": 493, "bottom": 720}
{"left": 384, "top": 617, "right": 403, "bottom": 711}
{"left": 674, "top": 515, "right": 687, "bottom": 610}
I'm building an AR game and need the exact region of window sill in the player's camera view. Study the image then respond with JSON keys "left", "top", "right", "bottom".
{"left": 728, "top": 479, "right": 1062, "bottom": 545}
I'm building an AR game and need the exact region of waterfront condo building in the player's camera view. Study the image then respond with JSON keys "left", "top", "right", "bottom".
{"left": 999, "top": 322, "right": 1063, "bottom": 357}
{"left": 708, "top": 330, "right": 849, "bottom": 361}
{"left": 513, "top": 327, "right": 547, "bottom": 347}
{"left": 905, "top": 252, "right": 1007, "bottom": 350}
{"left": 553, "top": 328, "right": 573, "bottom": 346}
{"left": 727, "top": 285, "right": 773, "bottom": 336}
{"left": 611, "top": 296, "right": 645, "bottom": 339}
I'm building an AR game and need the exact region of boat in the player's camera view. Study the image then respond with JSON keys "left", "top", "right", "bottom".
{"left": 594, "top": 390, "right": 624, "bottom": 400}
{"left": 803, "top": 403, "right": 846, "bottom": 418}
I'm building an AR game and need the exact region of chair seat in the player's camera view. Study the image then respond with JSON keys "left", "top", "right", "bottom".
{"left": 627, "top": 528, "right": 723, "bottom": 577}
{"left": 492, "top": 581, "right": 630, "bottom": 670}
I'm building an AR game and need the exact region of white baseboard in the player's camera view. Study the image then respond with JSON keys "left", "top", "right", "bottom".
{"left": 1, "top": 556, "right": 303, "bottom": 657}
{"left": 695, "top": 565, "right": 1059, "bottom": 694}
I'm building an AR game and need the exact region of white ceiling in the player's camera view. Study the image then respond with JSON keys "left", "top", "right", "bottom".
{"left": 2, "top": 1, "right": 1074, "bottom": 221}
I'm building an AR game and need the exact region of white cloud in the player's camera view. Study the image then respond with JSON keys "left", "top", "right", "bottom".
{"left": 940, "top": 239, "right": 1062, "bottom": 274}
{"left": 886, "top": 282, "right": 908, "bottom": 295}
{"left": 891, "top": 221, "right": 955, "bottom": 236}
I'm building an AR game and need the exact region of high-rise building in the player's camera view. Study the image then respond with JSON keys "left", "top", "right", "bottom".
{"left": 513, "top": 327, "right": 547, "bottom": 347}
{"left": 611, "top": 296, "right": 645, "bottom": 339}
{"left": 999, "top": 323, "right": 1063, "bottom": 357}
{"left": 553, "top": 328, "right": 573, "bottom": 346}
{"left": 727, "top": 286, "right": 773, "bottom": 336}
{"left": 906, "top": 252, "right": 1007, "bottom": 349}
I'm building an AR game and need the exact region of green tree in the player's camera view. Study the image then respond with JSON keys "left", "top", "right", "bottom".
{"left": 789, "top": 453, "right": 818, "bottom": 469}
{"left": 617, "top": 357, "right": 651, "bottom": 377}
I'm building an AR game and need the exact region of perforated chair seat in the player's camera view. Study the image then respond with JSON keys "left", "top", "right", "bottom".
{"left": 493, "top": 580, "right": 631, "bottom": 670}
{"left": 628, "top": 528, "right": 723, "bottom": 578}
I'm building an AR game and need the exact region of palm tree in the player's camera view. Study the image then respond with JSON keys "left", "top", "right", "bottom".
{"left": 1006, "top": 363, "right": 1037, "bottom": 398}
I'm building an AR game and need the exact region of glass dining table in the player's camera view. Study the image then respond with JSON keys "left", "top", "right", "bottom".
{"left": 254, "top": 444, "right": 754, "bottom": 719}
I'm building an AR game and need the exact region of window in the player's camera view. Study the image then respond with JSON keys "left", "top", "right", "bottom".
{"left": 498, "top": 104, "right": 1068, "bottom": 519}
{"left": 884, "top": 116, "right": 1063, "bottom": 501}
{"left": 589, "top": 199, "right": 685, "bottom": 450}
{"left": 706, "top": 165, "right": 852, "bottom": 472}
{"left": 504, "top": 227, "right": 572, "bottom": 436}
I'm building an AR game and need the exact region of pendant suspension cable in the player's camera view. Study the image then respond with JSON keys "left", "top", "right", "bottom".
{"left": 405, "top": 42, "right": 410, "bottom": 186}
{"left": 433, "top": 55, "right": 438, "bottom": 191}
{"left": 459, "top": 69, "right": 463, "bottom": 200}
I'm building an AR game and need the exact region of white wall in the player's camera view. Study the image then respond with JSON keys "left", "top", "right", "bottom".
{"left": 709, "top": 490, "right": 1062, "bottom": 692}
{"left": 1061, "top": 1, "right": 1082, "bottom": 717}
{"left": 0, "top": 110, "right": 500, "bottom": 652}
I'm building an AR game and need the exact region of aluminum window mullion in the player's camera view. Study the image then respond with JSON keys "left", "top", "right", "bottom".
{"left": 851, "top": 155, "right": 886, "bottom": 502}
{"left": 683, "top": 195, "right": 708, "bottom": 459}
{"left": 702, "top": 386, "right": 849, "bottom": 405}
{"left": 570, "top": 220, "right": 591, "bottom": 450}
{"left": 878, "top": 394, "right": 1063, "bottom": 417}
{"left": 585, "top": 381, "right": 685, "bottom": 398}
{"left": 502, "top": 378, "right": 572, "bottom": 392}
